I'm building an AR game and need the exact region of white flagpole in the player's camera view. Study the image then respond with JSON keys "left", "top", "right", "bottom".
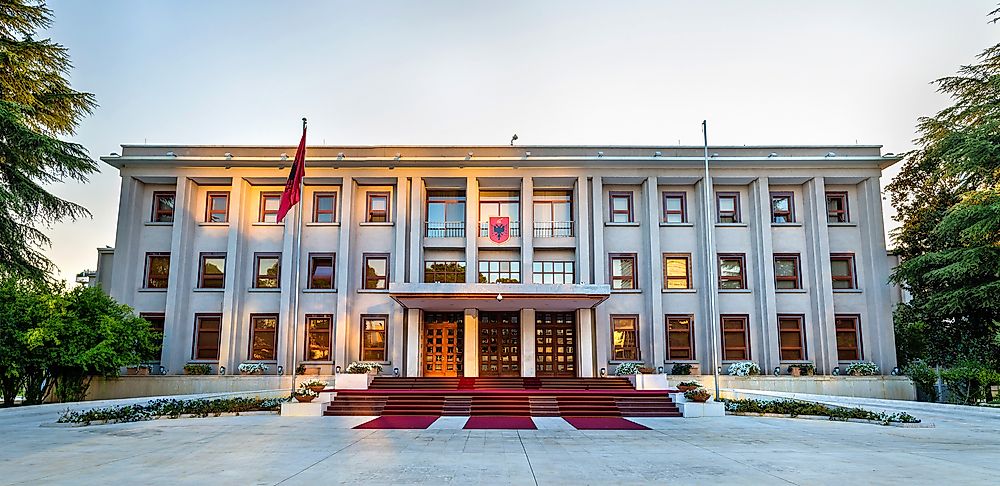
{"left": 702, "top": 120, "right": 722, "bottom": 400}
{"left": 290, "top": 117, "right": 306, "bottom": 395}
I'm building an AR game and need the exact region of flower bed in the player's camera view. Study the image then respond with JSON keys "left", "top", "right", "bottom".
{"left": 57, "top": 396, "right": 287, "bottom": 426}
{"left": 345, "top": 361, "right": 383, "bottom": 374}
{"left": 723, "top": 398, "right": 920, "bottom": 425}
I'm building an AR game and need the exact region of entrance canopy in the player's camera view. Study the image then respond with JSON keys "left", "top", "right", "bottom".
{"left": 390, "top": 283, "right": 611, "bottom": 312}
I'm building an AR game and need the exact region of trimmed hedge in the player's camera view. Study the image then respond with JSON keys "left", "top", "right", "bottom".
{"left": 724, "top": 398, "right": 920, "bottom": 425}
{"left": 57, "top": 396, "right": 287, "bottom": 425}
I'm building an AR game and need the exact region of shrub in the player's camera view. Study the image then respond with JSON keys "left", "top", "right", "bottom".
{"left": 677, "top": 380, "right": 702, "bottom": 388}
{"left": 614, "top": 362, "right": 642, "bottom": 376}
{"left": 238, "top": 362, "right": 270, "bottom": 374}
{"left": 903, "top": 359, "right": 938, "bottom": 402}
{"left": 727, "top": 361, "right": 760, "bottom": 376}
{"left": 300, "top": 379, "right": 328, "bottom": 388}
{"left": 684, "top": 388, "right": 711, "bottom": 402}
{"left": 183, "top": 364, "right": 211, "bottom": 375}
{"left": 57, "top": 396, "right": 287, "bottom": 425}
{"left": 941, "top": 360, "right": 1000, "bottom": 405}
{"left": 723, "top": 398, "right": 920, "bottom": 425}
{"left": 845, "top": 361, "right": 880, "bottom": 376}
{"left": 344, "top": 362, "right": 383, "bottom": 374}
{"left": 670, "top": 363, "right": 692, "bottom": 375}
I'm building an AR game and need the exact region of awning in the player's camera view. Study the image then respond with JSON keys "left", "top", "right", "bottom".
{"left": 389, "top": 283, "right": 611, "bottom": 312}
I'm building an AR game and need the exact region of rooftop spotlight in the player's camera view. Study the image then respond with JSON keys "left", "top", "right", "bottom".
{"left": 524, "top": 151, "right": 531, "bottom": 157}
{"left": 337, "top": 152, "right": 345, "bottom": 159}
{"left": 510, "top": 133, "right": 518, "bottom": 146}
{"left": 654, "top": 151, "right": 662, "bottom": 157}
{"left": 280, "top": 153, "right": 288, "bottom": 161}
{"left": 496, "top": 293, "right": 503, "bottom": 302}
{"left": 166, "top": 151, "right": 176, "bottom": 157}
{"left": 597, "top": 151, "right": 604, "bottom": 157}
{"left": 394, "top": 153, "right": 401, "bottom": 161}
{"left": 224, "top": 152, "right": 233, "bottom": 160}
{"left": 110, "top": 152, "right": 119, "bottom": 156}
{"left": 768, "top": 152, "right": 778, "bottom": 158}
{"left": 826, "top": 151, "right": 837, "bottom": 157}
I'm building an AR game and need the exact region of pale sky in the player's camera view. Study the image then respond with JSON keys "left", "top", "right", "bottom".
{"left": 41, "top": 0, "right": 998, "bottom": 283}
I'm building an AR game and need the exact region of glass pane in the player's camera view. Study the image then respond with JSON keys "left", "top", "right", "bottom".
{"left": 553, "top": 202, "right": 571, "bottom": 222}
{"left": 427, "top": 202, "right": 445, "bottom": 223}
{"left": 534, "top": 203, "right": 551, "bottom": 223}
{"left": 612, "top": 196, "right": 629, "bottom": 211}
{"left": 317, "top": 195, "right": 334, "bottom": 210}
{"left": 211, "top": 196, "right": 227, "bottom": 211}
{"left": 446, "top": 202, "right": 465, "bottom": 221}
{"left": 720, "top": 259, "right": 742, "bottom": 277}
{"left": 774, "top": 259, "right": 795, "bottom": 277}
{"left": 665, "top": 197, "right": 681, "bottom": 211}
{"left": 666, "top": 213, "right": 682, "bottom": 223}
{"left": 204, "top": 257, "right": 225, "bottom": 275}
{"left": 371, "top": 196, "right": 387, "bottom": 211}
{"left": 367, "top": 258, "right": 386, "bottom": 276}
{"left": 718, "top": 197, "right": 735, "bottom": 212}
{"left": 831, "top": 259, "right": 850, "bottom": 276}
{"left": 772, "top": 196, "right": 789, "bottom": 212}
{"left": 666, "top": 258, "right": 687, "bottom": 278}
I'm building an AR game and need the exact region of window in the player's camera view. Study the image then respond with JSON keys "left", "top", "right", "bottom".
{"left": 206, "top": 192, "right": 230, "bottom": 223}
{"left": 666, "top": 315, "right": 694, "bottom": 360}
{"left": 778, "top": 315, "right": 806, "bottom": 361}
{"left": 826, "top": 192, "right": 849, "bottom": 223}
{"left": 662, "top": 192, "right": 687, "bottom": 223}
{"left": 305, "top": 315, "right": 333, "bottom": 361}
{"left": 258, "top": 192, "right": 281, "bottom": 223}
{"left": 717, "top": 192, "right": 740, "bottom": 223}
{"left": 363, "top": 254, "right": 389, "bottom": 289}
{"left": 479, "top": 190, "right": 520, "bottom": 236}
{"left": 366, "top": 192, "right": 390, "bottom": 222}
{"left": 610, "top": 254, "right": 637, "bottom": 290}
{"left": 193, "top": 314, "right": 221, "bottom": 360}
{"left": 830, "top": 254, "right": 857, "bottom": 289}
{"left": 770, "top": 192, "right": 794, "bottom": 223}
{"left": 532, "top": 261, "right": 575, "bottom": 284}
{"left": 198, "top": 253, "right": 226, "bottom": 289}
{"left": 139, "top": 313, "right": 165, "bottom": 362}
{"left": 835, "top": 315, "right": 862, "bottom": 361}
{"left": 718, "top": 254, "right": 746, "bottom": 290}
{"left": 144, "top": 252, "right": 170, "bottom": 289}
{"left": 721, "top": 315, "right": 750, "bottom": 361}
{"left": 533, "top": 190, "right": 573, "bottom": 237}
{"left": 663, "top": 254, "right": 692, "bottom": 289}
{"left": 361, "top": 315, "right": 387, "bottom": 361}
{"left": 249, "top": 314, "right": 278, "bottom": 361}
{"left": 611, "top": 315, "right": 639, "bottom": 361}
{"left": 609, "top": 191, "right": 634, "bottom": 223}
{"left": 478, "top": 260, "right": 520, "bottom": 283}
{"left": 426, "top": 190, "right": 466, "bottom": 237}
{"left": 254, "top": 253, "right": 280, "bottom": 289}
{"left": 151, "top": 192, "right": 175, "bottom": 223}
{"left": 424, "top": 261, "right": 466, "bottom": 283}
{"left": 307, "top": 254, "right": 335, "bottom": 289}
{"left": 773, "top": 254, "right": 801, "bottom": 290}
{"left": 313, "top": 192, "right": 337, "bottom": 223}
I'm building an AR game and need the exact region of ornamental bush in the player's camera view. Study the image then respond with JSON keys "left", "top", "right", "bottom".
{"left": 670, "top": 363, "right": 692, "bottom": 375}
{"left": 238, "top": 362, "right": 269, "bottom": 374}
{"left": 345, "top": 362, "right": 383, "bottom": 374}
{"left": 727, "top": 361, "right": 760, "bottom": 376}
{"left": 724, "top": 398, "right": 920, "bottom": 425}
{"left": 845, "top": 361, "right": 880, "bottom": 376}
{"left": 941, "top": 360, "right": 1000, "bottom": 405}
{"left": 57, "top": 396, "right": 287, "bottom": 425}
{"left": 614, "top": 362, "right": 642, "bottom": 376}
{"left": 903, "top": 359, "right": 939, "bottom": 402}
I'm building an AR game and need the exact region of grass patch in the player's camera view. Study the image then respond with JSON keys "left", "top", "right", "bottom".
{"left": 57, "top": 396, "right": 288, "bottom": 426}
{"left": 723, "top": 398, "right": 920, "bottom": 425}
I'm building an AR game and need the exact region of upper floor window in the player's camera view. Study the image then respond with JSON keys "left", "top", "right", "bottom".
{"left": 610, "top": 254, "right": 637, "bottom": 290}
{"left": 826, "top": 192, "right": 850, "bottom": 223}
{"left": 609, "top": 191, "right": 634, "bottom": 223}
{"left": 366, "top": 192, "right": 390, "bottom": 222}
{"left": 206, "top": 192, "right": 230, "bottom": 223}
{"left": 313, "top": 192, "right": 337, "bottom": 223}
{"left": 478, "top": 260, "right": 520, "bottom": 283}
{"left": 830, "top": 253, "right": 857, "bottom": 289}
{"left": 259, "top": 192, "right": 281, "bottom": 223}
{"left": 479, "top": 190, "right": 520, "bottom": 236}
{"left": 151, "top": 191, "right": 175, "bottom": 223}
{"left": 773, "top": 254, "right": 801, "bottom": 290}
{"left": 254, "top": 253, "right": 280, "bottom": 289}
{"left": 716, "top": 192, "right": 740, "bottom": 223}
{"left": 770, "top": 192, "right": 794, "bottom": 223}
{"left": 532, "top": 260, "right": 575, "bottom": 284}
{"left": 662, "top": 192, "right": 687, "bottom": 223}
{"left": 363, "top": 254, "right": 389, "bottom": 289}
{"left": 835, "top": 315, "right": 862, "bottom": 361}
{"left": 361, "top": 315, "right": 388, "bottom": 361}
{"left": 718, "top": 254, "right": 746, "bottom": 290}
{"left": 425, "top": 261, "right": 466, "bottom": 283}
{"left": 666, "top": 315, "right": 694, "bottom": 360}
{"left": 144, "top": 252, "right": 170, "bottom": 288}
{"left": 193, "top": 314, "right": 222, "bottom": 360}
{"left": 426, "top": 190, "right": 466, "bottom": 237}
{"left": 721, "top": 315, "right": 750, "bottom": 361}
{"left": 533, "top": 190, "right": 573, "bottom": 237}
{"left": 663, "top": 254, "right": 692, "bottom": 290}
{"left": 248, "top": 314, "right": 278, "bottom": 361}
{"left": 611, "top": 315, "right": 639, "bottom": 361}
{"left": 198, "top": 253, "right": 226, "bottom": 289}
{"left": 306, "top": 315, "right": 333, "bottom": 361}
{"left": 307, "top": 253, "right": 335, "bottom": 289}
{"left": 778, "top": 315, "right": 806, "bottom": 361}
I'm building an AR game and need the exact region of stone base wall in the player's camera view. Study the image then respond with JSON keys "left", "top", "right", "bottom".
{"left": 694, "top": 375, "right": 916, "bottom": 401}
{"left": 81, "top": 375, "right": 338, "bottom": 402}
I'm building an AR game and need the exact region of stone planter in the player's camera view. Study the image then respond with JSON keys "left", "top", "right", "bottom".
{"left": 294, "top": 394, "right": 316, "bottom": 403}
{"left": 335, "top": 373, "right": 373, "bottom": 390}
{"left": 307, "top": 385, "right": 326, "bottom": 393}
{"left": 790, "top": 367, "right": 802, "bottom": 377}
{"left": 677, "top": 385, "right": 698, "bottom": 393}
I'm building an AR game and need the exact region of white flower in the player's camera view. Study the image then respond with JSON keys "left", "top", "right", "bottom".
{"left": 727, "top": 361, "right": 761, "bottom": 376}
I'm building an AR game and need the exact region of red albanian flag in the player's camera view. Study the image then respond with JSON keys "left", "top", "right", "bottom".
{"left": 276, "top": 120, "right": 307, "bottom": 223}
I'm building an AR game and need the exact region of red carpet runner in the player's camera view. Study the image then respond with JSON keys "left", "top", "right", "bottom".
{"left": 564, "top": 417, "right": 650, "bottom": 430}
{"left": 354, "top": 415, "right": 438, "bottom": 429}
{"left": 463, "top": 416, "right": 537, "bottom": 429}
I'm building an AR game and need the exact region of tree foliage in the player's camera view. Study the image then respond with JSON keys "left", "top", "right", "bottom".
{"left": 0, "top": 0, "right": 97, "bottom": 282}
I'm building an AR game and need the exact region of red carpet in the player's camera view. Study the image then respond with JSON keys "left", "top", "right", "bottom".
{"left": 464, "top": 416, "right": 537, "bottom": 429}
{"left": 354, "top": 415, "right": 439, "bottom": 429}
{"left": 564, "top": 417, "right": 650, "bottom": 430}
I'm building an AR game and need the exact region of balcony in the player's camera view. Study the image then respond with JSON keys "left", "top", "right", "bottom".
{"left": 533, "top": 221, "right": 574, "bottom": 238}
{"left": 425, "top": 221, "right": 465, "bottom": 238}
{"left": 478, "top": 221, "right": 521, "bottom": 238}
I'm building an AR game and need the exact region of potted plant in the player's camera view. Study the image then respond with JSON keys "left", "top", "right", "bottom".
{"left": 614, "top": 362, "right": 642, "bottom": 376}
{"left": 293, "top": 386, "right": 319, "bottom": 403}
{"left": 787, "top": 363, "right": 815, "bottom": 377}
{"left": 727, "top": 361, "right": 761, "bottom": 376}
{"left": 126, "top": 364, "right": 152, "bottom": 376}
{"left": 301, "top": 379, "right": 328, "bottom": 393}
{"left": 684, "top": 388, "right": 712, "bottom": 403}
{"left": 845, "top": 361, "right": 880, "bottom": 376}
{"left": 238, "top": 362, "right": 270, "bottom": 375}
{"left": 677, "top": 380, "right": 702, "bottom": 392}
{"left": 183, "top": 363, "right": 212, "bottom": 375}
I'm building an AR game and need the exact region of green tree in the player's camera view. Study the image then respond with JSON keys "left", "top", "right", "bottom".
{"left": 0, "top": 0, "right": 97, "bottom": 282}
{"left": 887, "top": 10, "right": 1000, "bottom": 370}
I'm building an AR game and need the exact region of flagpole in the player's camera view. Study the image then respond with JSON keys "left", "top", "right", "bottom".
{"left": 290, "top": 117, "right": 306, "bottom": 395}
{"left": 702, "top": 120, "right": 722, "bottom": 401}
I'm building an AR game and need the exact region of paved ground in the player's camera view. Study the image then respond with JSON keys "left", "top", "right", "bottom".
{"left": 2, "top": 395, "right": 1000, "bottom": 485}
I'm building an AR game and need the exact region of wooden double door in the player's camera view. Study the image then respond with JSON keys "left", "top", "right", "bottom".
{"left": 535, "top": 312, "right": 577, "bottom": 377}
{"left": 479, "top": 311, "right": 521, "bottom": 377}
{"left": 423, "top": 312, "right": 464, "bottom": 377}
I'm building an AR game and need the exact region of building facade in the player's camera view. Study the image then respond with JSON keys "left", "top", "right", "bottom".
{"left": 98, "top": 144, "right": 900, "bottom": 377}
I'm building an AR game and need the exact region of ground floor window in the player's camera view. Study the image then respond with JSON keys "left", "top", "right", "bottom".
{"left": 193, "top": 314, "right": 221, "bottom": 360}
{"left": 139, "top": 313, "right": 165, "bottom": 362}
{"left": 777, "top": 315, "right": 806, "bottom": 361}
{"left": 611, "top": 315, "right": 639, "bottom": 361}
{"left": 835, "top": 315, "right": 862, "bottom": 361}
{"left": 249, "top": 314, "right": 278, "bottom": 361}
{"left": 361, "top": 315, "right": 388, "bottom": 361}
{"left": 666, "top": 315, "right": 694, "bottom": 360}
{"left": 306, "top": 315, "right": 333, "bottom": 361}
{"left": 721, "top": 315, "right": 750, "bottom": 361}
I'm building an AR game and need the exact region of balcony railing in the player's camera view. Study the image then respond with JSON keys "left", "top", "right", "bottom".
{"left": 425, "top": 221, "right": 465, "bottom": 238}
{"left": 479, "top": 221, "right": 521, "bottom": 238}
{"left": 533, "top": 221, "right": 574, "bottom": 238}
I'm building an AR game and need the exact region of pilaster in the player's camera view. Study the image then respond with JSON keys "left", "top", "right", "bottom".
{"left": 576, "top": 176, "right": 592, "bottom": 284}
{"left": 803, "top": 177, "right": 836, "bottom": 374}
{"left": 644, "top": 176, "right": 666, "bottom": 368}
{"left": 520, "top": 308, "right": 536, "bottom": 377}
{"left": 334, "top": 178, "right": 355, "bottom": 367}
{"left": 857, "top": 177, "right": 897, "bottom": 370}
{"left": 219, "top": 177, "right": 248, "bottom": 372}
{"left": 406, "top": 308, "right": 421, "bottom": 376}
{"left": 163, "top": 177, "right": 196, "bottom": 374}
{"left": 465, "top": 177, "right": 479, "bottom": 283}
{"left": 576, "top": 308, "right": 596, "bottom": 377}
{"left": 749, "top": 177, "right": 779, "bottom": 372}
{"left": 408, "top": 177, "right": 423, "bottom": 282}
{"left": 521, "top": 177, "right": 534, "bottom": 282}
{"left": 463, "top": 308, "right": 479, "bottom": 377}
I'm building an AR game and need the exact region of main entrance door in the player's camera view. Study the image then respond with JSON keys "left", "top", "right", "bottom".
{"left": 535, "top": 312, "right": 577, "bottom": 377}
{"left": 423, "top": 312, "right": 464, "bottom": 377}
{"left": 479, "top": 311, "right": 520, "bottom": 377}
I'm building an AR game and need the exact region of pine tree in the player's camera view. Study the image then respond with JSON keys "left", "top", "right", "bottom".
{"left": 0, "top": 0, "right": 97, "bottom": 282}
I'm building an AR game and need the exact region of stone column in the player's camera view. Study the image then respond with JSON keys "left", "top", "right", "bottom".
{"left": 749, "top": 177, "right": 779, "bottom": 373}
{"left": 520, "top": 308, "right": 536, "bottom": 377}
{"left": 465, "top": 177, "right": 479, "bottom": 283}
{"left": 334, "top": 177, "right": 355, "bottom": 367}
{"left": 576, "top": 308, "right": 596, "bottom": 377}
{"left": 463, "top": 308, "right": 479, "bottom": 377}
{"left": 803, "top": 177, "right": 836, "bottom": 374}
{"left": 220, "top": 177, "right": 248, "bottom": 372}
{"left": 406, "top": 308, "right": 421, "bottom": 376}
{"left": 162, "top": 176, "right": 196, "bottom": 374}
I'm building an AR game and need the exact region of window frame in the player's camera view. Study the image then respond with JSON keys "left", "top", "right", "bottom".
{"left": 663, "top": 253, "right": 692, "bottom": 290}
{"left": 253, "top": 253, "right": 281, "bottom": 289}
{"left": 666, "top": 315, "right": 695, "bottom": 361}
{"left": 716, "top": 192, "right": 741, "bottom": 223}
{"left": 826, "top": 191, "right": 850, "bottom": 223}
{"left": 662, "top": 191, "right": 688, "bottom": 223}
{"left": 772, "top": 253, "right": 801, "bottom": 290}
{"left": 360, "top": 314, "right": 388, "bottom": 362}
{"left": 609, "top": 253, "right": 638, "bottom": 290}
{"left": 477, "top": 260, "right": 521, "bottom": 283}
{"left": 205, "top": 191, "right": 230, "bottom": 223}
{"left": 721, "top": 315, "right": 751, "bottom": 361}
{"left": 143, "top": 252, "right": 171, "bottom": 289}
{"left": 830, "top": 253, "right": 857, "bottom": 290}
{"left": 248, "top": 314, "right": 279, "bottom": 361}
{"left": 258, "top": 191, "right": 282, "bottom": 223}
{"left": 609, "top": 191, "right": 635, "bottom": 223}
{"left": 197, "top": 252, "right": 226, "bottom": 289}
{"left": 304, "top": 314, "right": 333, "bottom": 362}
{"left": 424, "top": 260, "right": 467, "bottom": 283}
{"left": 532, "top": 190, "right": 573, "bottom": 237}
{"left": 312, "top": 191, "right": 338, "bottom": 223}
{"left": 718, "top": 253, "right": 747, "bottom": 290}
{"left": 307, "top": 253, "right": 336, "bottom": 290}
{"left": 777, "top": 314, "right": 807, "bottom": 361}
{"left": 610, "top": 314, "right": 640, "bottom": 362}
{"left": 366, "top": 191, "right": 390, "bottom": 223}
{"left": 192, "top": 313, "right": 222, "bottom": 361}
{"left": 770, "top": 191, "right": 795, "bottom": 224}
{"left": 151, "top": 191, "right": 176, "bottom": 223}
{"left": 363, "top": 253, "right": 390, "bottom": 290}
{"left": 835, "top": 315, "right": 863, "bottom": 361}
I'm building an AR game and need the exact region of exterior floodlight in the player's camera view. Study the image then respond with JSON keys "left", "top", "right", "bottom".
{"left": 711, "top": 153, "right": 719, "bottom": 158}
{"left": 524, "top": 151, "right": 531, "bottom": 157}
{"left": 600, "top": 367, "right": 607, "bottom": 378}
{"left": 394, "top": 153, "right": 401, "bottom": 160}
{"left": 393, "top": 367, "right": 400, "bottom": 377}
{"left": 468, "top": 151, "right": 474, "bottom": 157}
{"left": 159, "top": 366, "right": 166, "bottom": 375}
{"left": 277, "top": 366, "right": 284, "bottom": 375}
{"left": 891, "top": 367, "right": 901, "bottom": 376}
{"left": 657, "top": 366, "right": 663, "bottom": 374}
{"left": 510, "top": 134, "right": 518, "bottom": 145}
{"left": 110, "top": 152, "right": 119, "bottom": 156}
{"left": 219, "top": 366, "right": 226, "bottom": 375}
{"left": 773, "top": 366, "right": 781, "bottom": 376}
{"left": 833, "top": 366, "right": 840, "bottom": 376}
{"left": 496, "top": 293, "right": 503, "bottom": 302}
{"left": 335, "top": 365, "right": 342, "bottom": 374}
{"left": 337, "top": 152, "right": 345, "bottom": 159}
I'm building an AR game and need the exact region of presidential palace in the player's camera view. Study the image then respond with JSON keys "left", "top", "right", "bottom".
{"left": 95, "top": 144, "right": 902, "bottom": 378}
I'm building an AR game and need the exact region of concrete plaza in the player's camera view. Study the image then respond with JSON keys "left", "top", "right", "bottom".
{"left": 1, "top": 396, "right": 999, "bottom": 485}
